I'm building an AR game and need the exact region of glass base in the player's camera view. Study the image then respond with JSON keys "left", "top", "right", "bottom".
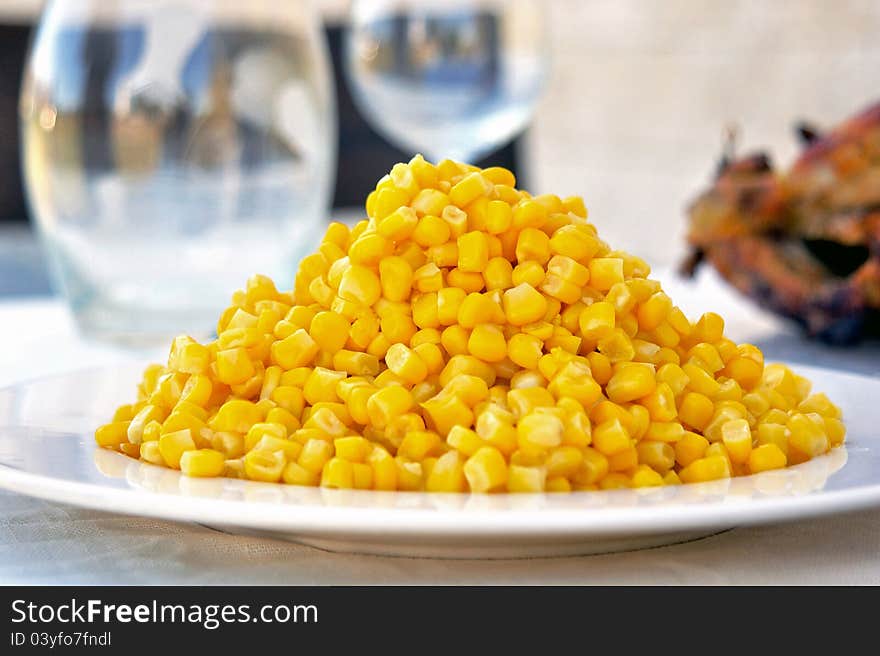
{"left": 72, "top": 299, "right": 217, "bottom": 348}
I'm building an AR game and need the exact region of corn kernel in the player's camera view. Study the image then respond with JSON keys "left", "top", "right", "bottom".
{"left": 464, "top": 446, "right": 508, "bottom": 493}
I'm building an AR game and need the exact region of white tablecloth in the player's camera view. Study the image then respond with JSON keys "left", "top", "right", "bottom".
{"left": 1, "top": 276, "right": 879, "bottom": 585}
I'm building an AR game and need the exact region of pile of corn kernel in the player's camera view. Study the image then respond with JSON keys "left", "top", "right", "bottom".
{"left": 96, "top": 156, "right": 845, "bottom": 493}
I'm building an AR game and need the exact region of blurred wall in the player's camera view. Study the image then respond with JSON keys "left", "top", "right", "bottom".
{"left": 529, "top": 0, "right": 880, "bottom": 267}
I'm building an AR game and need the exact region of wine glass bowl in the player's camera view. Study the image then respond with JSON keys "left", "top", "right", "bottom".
{"left": 345, "top": 0, "right": 548, "bottom": 164}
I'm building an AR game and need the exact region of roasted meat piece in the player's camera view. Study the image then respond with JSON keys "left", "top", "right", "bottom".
{"left": 684, "top": 102, "right": 880, "bottom": 343}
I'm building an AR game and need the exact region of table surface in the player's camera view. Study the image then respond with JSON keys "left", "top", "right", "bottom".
{"left": 1, "top": 229, "right": 879, "bottom": 584}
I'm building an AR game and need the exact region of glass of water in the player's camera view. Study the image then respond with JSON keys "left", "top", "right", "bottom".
{"left": 345, "top": 0, "right": 549, "bottom": 164}
{"left": 20, "top": 0, "right": 336, "bottom": 345}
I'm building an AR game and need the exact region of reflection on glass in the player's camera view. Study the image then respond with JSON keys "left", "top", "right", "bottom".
{"left": 21, "top": 1, "right": 336, "bottom": 344}
{"left": 345, "top": 0, "right": 548, "bottom": 163}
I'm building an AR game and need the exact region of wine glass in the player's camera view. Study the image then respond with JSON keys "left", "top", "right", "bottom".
{"left": 344, "top": 0, "right": 549, "bottom": 165}
{"left": 20, "top": 0, "right": 336, "bottom": 345}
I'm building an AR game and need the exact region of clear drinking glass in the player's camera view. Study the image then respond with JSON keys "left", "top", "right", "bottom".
{"left": 20, "top": 0, "right": 336, "bottom": 344}
{"left": 345, "top": 0, "right": 548, "bottom": 164}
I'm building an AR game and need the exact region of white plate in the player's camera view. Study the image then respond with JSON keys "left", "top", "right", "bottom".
{"left": 0, "top": 363, "right": 877, "bottom": 558}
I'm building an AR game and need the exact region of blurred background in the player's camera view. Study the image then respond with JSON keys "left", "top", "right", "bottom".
{"left": 1, "top": 0, "right": 880, "bottom": 349}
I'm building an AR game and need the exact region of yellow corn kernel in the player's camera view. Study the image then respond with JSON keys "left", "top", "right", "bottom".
{"left": 395, "top": 458, "right": 424, "bottom": 491}
{"left": 517, "top": 411, "right": 564, "bottom": 450}
{"left": 367, "top": 385, "right": 413, "bottom": 429}
{"left": 396, "top": 431, "right": 440, "bottom": 461}
{"left": 682, "top": 362, "right": 720, "bottom": 398}
{"left": 636, "top": 439, "right": 674, "bottom": 473}
{"left": 376, "top": 256, "right": 413, "bottom": 303}
{"left": 379, "top": 312, "right": 418, "bottom": 345}
{"left": 798, "top": 393, "right": 842, "bottom": 419}
{"left": 411, "top": 292, "right": 439, "bottom": 329}
{"left": 484, "top": 199, "right": 513, "bottom": 234}
{"left": 749, "top": 443, "right": 787, "bottom": 474}
{"left": 507, "top": 464, "right": 547, "bottom": 493}
{"left": 271, "top": 329, "right": 319, "bottom": 369}
{"left": 411, "top": 263, "right": 442, "bottom": 294}
{"left": 377, "top": 205, "right": 418, "bottom": 242}
{"left": 442, "top": 205, "right": 469, "bottom": 238}
{"left": 139, "top": 440, "right": 164, "bottom": 465}
{"left": 631, "top": 465, "right": 664, "bottom": 488}
{"left": 511, "top": 198, "right": 547, "bottom": 229}
{"left": 382, "top": 343, "right": 427, "bottom": 384}
{"left": 502, "top": 283, "right": 547, "bottom": 326}
{"left": 141, "top": 420, "right": 162, "bottom": 444}
{"left": 333, "top": 436, "right": 371, "bottom": 463}
{"left": 371, "top": 185, "right": 409, "bottom": 219}
{"left": 297, "top": 438, "right": 335, "bottom": 474}
{"left": 309, "top": 311, "right": 350, "bottom": 353}
{"left": 244, "top": 421, "right": 286, "bottom": 451}
{"left": 300, "top": 367, "right": 344, "bottom": 406}
{"left": 578, "top": 301, "right": 616, "bottom": 340}
{"left": 463, "top": 446, "right": 508, "bottom": 492}
{"left": 422, "top": 451, "right": 465, "bottom": 492}
{"left": 597, "top": 328, "right": 635, "bottom": 363}
{"left": 450, "top": 171, "right": 492, "bottom": 207}
{"left": 270, "top": 386, "right": 305, "bottom": 417}
{"left": 457, "top": 230, "right": 490, "bottom": 273}
{"left": 588, "top": 258, "right": 624, "bottom": 291}
{"left": 545, "top": 446, "right": 583, "bottom": 478}
{"left": 568, "top": 447, "right": 606, "bottom": 486}
{"left": 465, "top": 324, "right": 506, "bottom": 363}
{"left": 636, "top": 292, "right": 672, "bottom": 331}
{"left": 422, "top": 392, "right": 474, "bottom": 437}
{"left": 721, "top": 418, "right": 752, "bottom": 464}
{"left": 723, "top": 356, "right": 763, "bottom": 390}
{"left": 447, "top": 425, "right": 484, "bottom": 457}
{"left": 547, "top": 254, "right": 590, "bottom": 287}
{"left": 445, "top": 268, "right": 482, "bottom": 294}
{"left": 511, "top": 261, "right": 545, "bottom": 288}
{"left": 411, "top": 214, "right": 450, "bottom": 248}
{"left": 515, "top": 228, "right": 551, "bottom": 265}
{"left": 678, "top": 392, "right": 714, "bottom": 430}
{"left": 756, "top": 422, "right": 789, "bottom": 454}
{"left": 158, "top": 429, "right": 196, "bottom": 469}
{"left": 472, "top": 405, "right": 516, "bottom": 455}
{"left": 787, "top": 413, "right": 829, "bottom": 462}
{"left": 543, "top": 476, "right": 569, "bottom": 492}
{"left": 824, "top": 417, "right": 845, "bottom": 447}
{"left": 639, "top": 382, "right": 677, "bottom": 422}
{"left": 412, "top": 342, "right": 444, "bottom": 375}
{"left": 507, "top": 387, "right": 555, "bottom": 418}
{"left": 606, "top": 363, "right": 656, "bottom": 403}
{"left": 331, "top": 350, "right": 378, "bottom": 377}
{"left": 607, "top": 445, "right": 638, "bottom": 472}
{"left": 592, "top": 418, "right": 632, "bottom": 456}
{"left": 168, "top": 336, "right": 211, "bottom": 375}
{"left": 320, "top": 457, "right": 355, "bottom": 489}
{"left": 679, "top": 455, "right": 730, "bottom": 484}
{"left": 337, "top": 265, "right": 381, "bottom": 307}
{"left": 505, "top": 333, "right": 542, "bottom": 370}
{"left": 95, "top": 421, "right": 131, "bottom": 448}
{"left": 687, "top": 342, "right": 725, "bottom": 374}
{"left": 367, "top": 447, "right": 397, "bottom": 490}
{"left": 691, "top": 312, "right": 725, "bottom": 344}
{"left": 583, "top": 353, "right": 610, "bottom": 386}
{"left": 179, "top": 448, "right": 226, "bottom": 478}
{"left": 478, "top": 258, "right": 513, "bottom": 293}
{"left": 210, "top": 400, "right": 262, "bottom": 433}
{"left": 282, "top": 461, "right": 319, "bottom": 486}
{"left": 214, "top": 348, "right": 254, "bottom": 386}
